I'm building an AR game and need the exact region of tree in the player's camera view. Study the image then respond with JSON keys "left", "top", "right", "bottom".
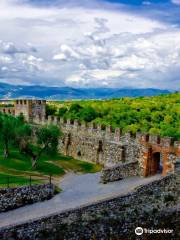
{"left": 15, "top": 123, "right": 32, "bottom": 153}
{"left": 46, "top": 105, "right": 57, "bottom": 116}
{"left": 66, "top": 103, "right": 83, "bottom": 120}
{"left": 20, "top": 125, "right": 61, "bottom": 168}
{"left": 69, "top": 103, "right": 82, "bottom": 113}
{"left": 79, "top": 106, "right": 99, "bottom": 122}
{"left": 0, "top": 115, "right": 16, "bottom": 158}
{"left": 125, "top": 124, "right": 139, "bottom": 134}
{"left": 58, "top": 107, "right": 67, "bottom": 117}
{"left": 38, "top": 93, "right": 180, "bottom": 139}
{"left": 149, "top": 127, "right": 160, "bottom": 135}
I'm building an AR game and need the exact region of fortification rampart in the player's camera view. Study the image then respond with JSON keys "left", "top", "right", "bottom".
{"left": 0, "top": 99, "right": 46, "bottom": 122}
{"left": 33, "top": 115, "right": 180, "bottom": 177}
{"left": 15, "top": 99, "right": 46, "bottom": 122}
{"left": 36, "top": 116, "right": 180, "bottom": 149}
{"left": 0, "top": 107, "right": 15, "bottom": 115}
{"left": 1, "top": 99, "right": 179, "bottom": 178}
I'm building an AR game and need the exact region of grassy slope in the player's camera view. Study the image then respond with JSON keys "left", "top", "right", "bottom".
{"left": 0, "top": 146, "right": 102, "bottom": 187}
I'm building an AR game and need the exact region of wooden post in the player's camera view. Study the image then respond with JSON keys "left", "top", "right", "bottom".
{"left": 7, "top": 176, "right": 10, "bottom": 188}
{"left": 29, "top": 175, "right": 32, "bottom": 187}
{"left": 49, "top": 175, "right": 52, "bottom": 198}
{"left": 49, "top": 175, "right": 52, "bottom": 186}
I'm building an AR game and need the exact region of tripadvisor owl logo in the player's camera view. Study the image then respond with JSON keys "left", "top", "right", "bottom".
{"left": 135, "top": 227, "right": 174, "bottom": 235}
{"left": 135, "top": 227, "right": 143, "bottom": 235}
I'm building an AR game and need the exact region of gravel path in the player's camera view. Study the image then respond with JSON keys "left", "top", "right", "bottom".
{"left": 0, "top": 173, "right": 161, "bottom": 228}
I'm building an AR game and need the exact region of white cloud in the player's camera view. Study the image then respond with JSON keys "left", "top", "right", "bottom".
{"left": 0, "top": 0, "right": 179, "bottom": 89}
{"left": 171, "top": 0, "right": 180, "bottom": 5}
{"left": 0, "top": 55, "right": 13, "bottom": 64}
{"left": 1, "top": 66, "right": 8, "bottom": 71}
{"left": 63, "top": 29, "right": 180, "bottom": 89}
{"left": 53, "top": 53, "right": 67, "bottom": 61}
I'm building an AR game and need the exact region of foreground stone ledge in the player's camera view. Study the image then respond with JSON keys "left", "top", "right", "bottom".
{"left": 0, "top": 184, "right": 55, "bottom": 213}
{"left": 0, "top": 171, "right": 179, "bottom": 240}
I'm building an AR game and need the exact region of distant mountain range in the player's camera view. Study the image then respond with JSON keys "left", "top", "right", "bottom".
{"left": 0, "top": 82, "right": 172, "bottom": 100}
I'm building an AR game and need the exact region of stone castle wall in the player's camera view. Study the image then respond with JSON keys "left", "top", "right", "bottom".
{"left": 36, "top": 116, "right": 142, "bottom": 167}
{"left": 0, "top": 107, "right": 15, "bottom": 115}
{"left": 15, "top": 99, "right": 46, "bottom": 122}
{"left": 0, "top": 169, "right": 179, "bottom": 240}
{"left": 0, "top": 100, "right": 46, "bottom": 122}
{"left": 100, "top": 161, "right": 139, "bottom": 183}
{"left": 0, "top": 184, "right": 55, "bottom": 213}
{"left": 34, "top": 116, "right": 180, "bottom": 177}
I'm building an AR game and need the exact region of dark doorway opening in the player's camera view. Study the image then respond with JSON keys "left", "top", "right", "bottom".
{"left": 97, "top": 140, "right": 103, "bottom": 164}
{"left": 151, "top": 152, "right": 162, "bottom": 175}
{"left": 77, "top": 151, "right": 81, "bottom": 157}
{"left": 65, "top": 133, "right": 71, "bottom": 155}
{"left": 121, "top": 146, "right": 126, "bottom": 162}
{"left": 97, "top": 140, "right": 103, "bottom": 153}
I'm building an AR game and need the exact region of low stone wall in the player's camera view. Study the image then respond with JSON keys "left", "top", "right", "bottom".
{"left": 100, "top": 161, "right": 139, "bottom": 183}
{"left": 0, "top": 171, "right": 179, "bottom": 240}
{"left": 0, "top": 184, "right": 55, "bottom": 213}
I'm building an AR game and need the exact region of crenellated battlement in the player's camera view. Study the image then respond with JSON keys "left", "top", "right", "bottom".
{"left": 0, "top": 107, "right": 15, "bottom": 115}
{"left": 35, "top": 116, "right": 121, "bottom": 140}
{"left": 34, "top": 115, "right": 179, "bottom": 152}
{"left": 135, "top": 132, "right": 178, "bottom": 149}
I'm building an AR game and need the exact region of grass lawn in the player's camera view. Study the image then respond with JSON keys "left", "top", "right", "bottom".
{"left": 0, "top": 145, "right": 102, "bottom": 187}
{"left": 0, "top": 173, "right": 41, "bottom": 188}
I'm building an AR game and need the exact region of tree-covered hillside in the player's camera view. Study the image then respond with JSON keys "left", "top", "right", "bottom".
{"left": 48, "top": 93, "right": 180, "bottom": 139}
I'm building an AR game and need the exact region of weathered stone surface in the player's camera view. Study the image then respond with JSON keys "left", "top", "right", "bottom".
{"left": 0, "top": 170, "right": 179, "bottom": 240}
{"left": 100, "top": 161, "right": 139, "bottom": 183}
{"left": 54, "top": 121, "right": 179, "bottom": 178}
{"left": 0, "top": 184, "right": 55, "bottom": 213}
{"left": 58, "top": 122, "right": 142, "bottom": 168}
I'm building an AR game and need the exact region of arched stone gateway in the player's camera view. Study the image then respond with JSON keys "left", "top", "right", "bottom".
{"left": 139, "top": 135, "right": 179, "bottom": 177}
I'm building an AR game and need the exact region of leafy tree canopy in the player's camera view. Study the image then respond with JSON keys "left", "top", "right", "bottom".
{"left": 48, "top": 93, "right": 180, "bottom": 139}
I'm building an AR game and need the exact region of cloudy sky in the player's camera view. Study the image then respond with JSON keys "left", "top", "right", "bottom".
{"left": 0, "top": 0, "right": 180, "bottom": 89}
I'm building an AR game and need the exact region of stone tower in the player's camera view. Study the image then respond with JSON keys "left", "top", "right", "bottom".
{"left": 15, "top": 99, "right": 46, "bottom": 122}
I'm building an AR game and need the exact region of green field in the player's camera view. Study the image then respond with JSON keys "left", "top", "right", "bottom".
{"left": 0, "top": 146, "right": 102, "bottom": 187}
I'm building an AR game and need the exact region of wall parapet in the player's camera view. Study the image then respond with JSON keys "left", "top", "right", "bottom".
{"left": 0, "top": 184, "right": 55, "bottom": 213}
{"left": 35, "top": 115, "right": 179, "bottom": 150}
{"left": 0, "top": 107, "right": 15, "bottom": 115}
{"left": 100, "top": 161, "right": 139, "bottom": 183}
{"left": 0, "top": 170, "right": 178, "bottom": 240}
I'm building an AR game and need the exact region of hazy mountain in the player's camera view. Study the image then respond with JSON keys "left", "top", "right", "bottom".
{"left": 0, "top": 83, "right": 171, "bottom": 100}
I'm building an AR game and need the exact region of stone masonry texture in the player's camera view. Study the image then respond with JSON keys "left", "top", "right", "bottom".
{"left": 0, "top": 169, "right": 179, "bottom": 240}
{"left": 0, "top": 184, "right": 55, "bottom": 213}
{"left": 44, "top": 117, "right": 180, "bottom": 178}
{"left": 100, "top": 161, "right": 139, "bottom": 183}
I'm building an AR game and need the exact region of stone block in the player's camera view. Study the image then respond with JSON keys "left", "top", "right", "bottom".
{"left": 161, "top": 137, "right": 173, "bottom": 147}
{"left": 149, "top": 135, "right": 160, "bottom": 144}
